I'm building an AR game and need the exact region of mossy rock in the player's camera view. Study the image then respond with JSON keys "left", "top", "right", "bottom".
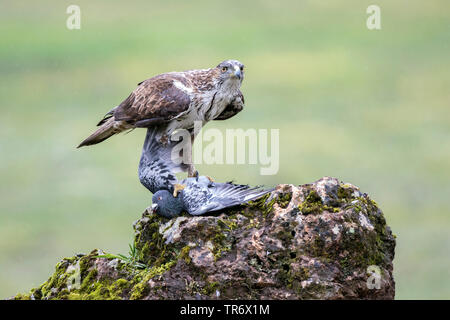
{"left": 14, "top": 177, "right": 396, "bottom": 300}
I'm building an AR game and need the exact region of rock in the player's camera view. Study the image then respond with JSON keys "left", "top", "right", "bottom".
{"left": 13, "top": 177, "right": 396, "bottom": 300}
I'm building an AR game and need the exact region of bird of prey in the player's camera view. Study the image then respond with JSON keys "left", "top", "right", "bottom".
{"left": 78, "top": 59, "right": 245, "bottom": 177}
{"left": 139, "top": 126, "right": 272, "bottom": 218}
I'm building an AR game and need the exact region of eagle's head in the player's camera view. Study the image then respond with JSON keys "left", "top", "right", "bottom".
{"left": 215, "top": 59, "right": 245, "bottom": 89}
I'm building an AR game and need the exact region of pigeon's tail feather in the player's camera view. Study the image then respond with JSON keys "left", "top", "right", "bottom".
{"left": 139, "top": 127, "right": 190, "bottom": 193}
{"left": 141, "top": 126, "right": 159, "bottom": 155}
{"left": 240, "top": 186, "right": 275, "bottom": 203}
{"left": 141, "top": 127, "right": 189, "bottom": 174}
{"left": 77, "top": 118, "right": 126, "bottom": 148}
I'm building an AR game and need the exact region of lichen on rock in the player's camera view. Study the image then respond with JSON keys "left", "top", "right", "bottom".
{"left": 14, "top": 177, "right": 396, "bottom": 300}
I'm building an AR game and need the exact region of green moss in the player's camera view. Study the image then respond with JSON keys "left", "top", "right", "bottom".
{"left": 36, "top": 256, "right": 89, "bottom": 299}
{"left": 246, "top": 193, "right": 273, "bottom": 217}
{"left": 218, "top": 218, "right": 237, "bottom": 231}
{"left": 277, "top": 192, "right": 292, "bottom": 208}
{"left": 15, "top": 239, "right": 186, "bottom": 300}
{"left": 138, "top": 242, "right": 151, "bottom": 263}
{"left": 211, "top": 229, "right": 231, "bottom": 260}
{"left": 64, "top": 277, "right": 131, "bottom": 300}
{"left": 179, "top": 245, "right": 192, "bottom": 264}
{"left": 14, "top": 293, "right": 31, "bottom": 300}
{"left": 201, "top": 281, "right": 219, "bottom": 296}
{"left": 262, "top": 197, "right": 276, "bottom": 217}
{"left": 80, "top": 268, "right": 98, "bottom": 291}
{"left": 298, "top": 190, "right": 335, "bottom": 215}
{"left": 129, "top": 261, "right": 175, "bottom": 300}
{"left": 337, "top": 185, "right": 353, "bottom": 201}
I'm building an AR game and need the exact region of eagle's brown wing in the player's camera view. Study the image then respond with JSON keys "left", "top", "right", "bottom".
{"left": 113, "top": 74, "right": 191, "bottom": 127}
{"left": 214, "top": 90, "right": 245, "bottom": 121}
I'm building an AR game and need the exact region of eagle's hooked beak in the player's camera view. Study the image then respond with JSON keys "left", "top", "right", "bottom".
{"left": 151, "top": 203, "right": 158, "bottom": 213}
{"left": 232, "top": 67, "right": 242, "bottom": 80}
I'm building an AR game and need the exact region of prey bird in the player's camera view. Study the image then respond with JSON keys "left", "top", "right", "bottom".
{"left": 139, "top": 127, "right": 273, "bottom": 218}
{"left": 78, "top": 60, "right": 245, "bottom": 177}
{"left": 151, "top": 176, "right": 272, "bottom": 218}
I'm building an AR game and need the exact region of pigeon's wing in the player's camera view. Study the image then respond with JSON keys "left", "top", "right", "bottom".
{"left": 214, "top": 90, "right": 244, "bottom": 121}
{"left": 138, "top": 127, "right": 189, "bottom": 194}
{"left": 113, "top": 73, "right": 191, "bottom": 127}
{"left": 183, "top": 180, "right": 273, "bottom": 216}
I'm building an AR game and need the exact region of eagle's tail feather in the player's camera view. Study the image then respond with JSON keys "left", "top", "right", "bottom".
{"left": 77, "top": 118, "right": 123, "bottom": 148}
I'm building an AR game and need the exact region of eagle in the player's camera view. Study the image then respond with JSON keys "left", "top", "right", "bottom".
{"left": 78, "top": 59, "right": 245, "bottom": 176}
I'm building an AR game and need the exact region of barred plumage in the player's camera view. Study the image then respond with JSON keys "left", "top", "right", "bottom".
{"left": 78, "top": 60, "right": 245, "bottom": 149}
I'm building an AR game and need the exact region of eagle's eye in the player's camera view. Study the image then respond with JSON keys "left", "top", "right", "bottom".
{"left": 221, "top": 66, "right": 228, "bottom": 72}
{"left": 158, "top": 197, "right": 162, "bottom": 201}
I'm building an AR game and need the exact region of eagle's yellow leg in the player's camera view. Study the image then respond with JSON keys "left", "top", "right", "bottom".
{"left": 206, "top": 176, "right": 215, "bottom": 182}
{"left": 173, "top": 183, "right": 186, "bottom": 197}
{"left": 187, "top": 165, "right": 197, "bottom": 178}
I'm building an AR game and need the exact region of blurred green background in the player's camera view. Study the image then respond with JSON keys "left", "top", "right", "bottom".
{"left": 1, "top": 0, "right": 449, "bottom": 299}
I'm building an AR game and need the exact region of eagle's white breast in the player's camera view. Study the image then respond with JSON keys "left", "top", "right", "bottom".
{"left": 165, "top": 75, "right": 239, "bottom": 134}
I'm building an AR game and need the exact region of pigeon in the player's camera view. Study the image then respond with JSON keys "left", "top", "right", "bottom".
{"left": 138, "top": 125, "right": 186, "bottom": 195}
{"left": 138, "top": 127, "right": 273, "bottom": 218}
{"left": 151, "top": 176, "right": 272, "bottom": 218}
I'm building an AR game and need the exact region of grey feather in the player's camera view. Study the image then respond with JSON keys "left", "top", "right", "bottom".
{"left": 142, "top": 126, "right": 273, "bottom": 217}
{"left": 138, "top": 127, "right": 189, "bottom": 194}
{"left": 180, "top": 177, "right": 273, "bottom": 216}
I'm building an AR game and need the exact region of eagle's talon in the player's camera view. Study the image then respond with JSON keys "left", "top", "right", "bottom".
{"left": 189, "top": 170, "right": 199, "bottom": 181}
{"left": 173, "top": 184, "right": 186, "bottom": 197}
{"left": 187, "top": 166, "right": 198, "bottom": 178}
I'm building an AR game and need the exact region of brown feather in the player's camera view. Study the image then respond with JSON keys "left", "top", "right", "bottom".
{"left": 113, "top": 74, "right": 191, "bottom": 124}
{"left": 77, "top": 62, "right": 243, "bottom": 148}
{"left": 214, "top": 90, "right": 245, "bottom": 120}
{"left": 77, "top": 118, "right": 126, "bottom": 148}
